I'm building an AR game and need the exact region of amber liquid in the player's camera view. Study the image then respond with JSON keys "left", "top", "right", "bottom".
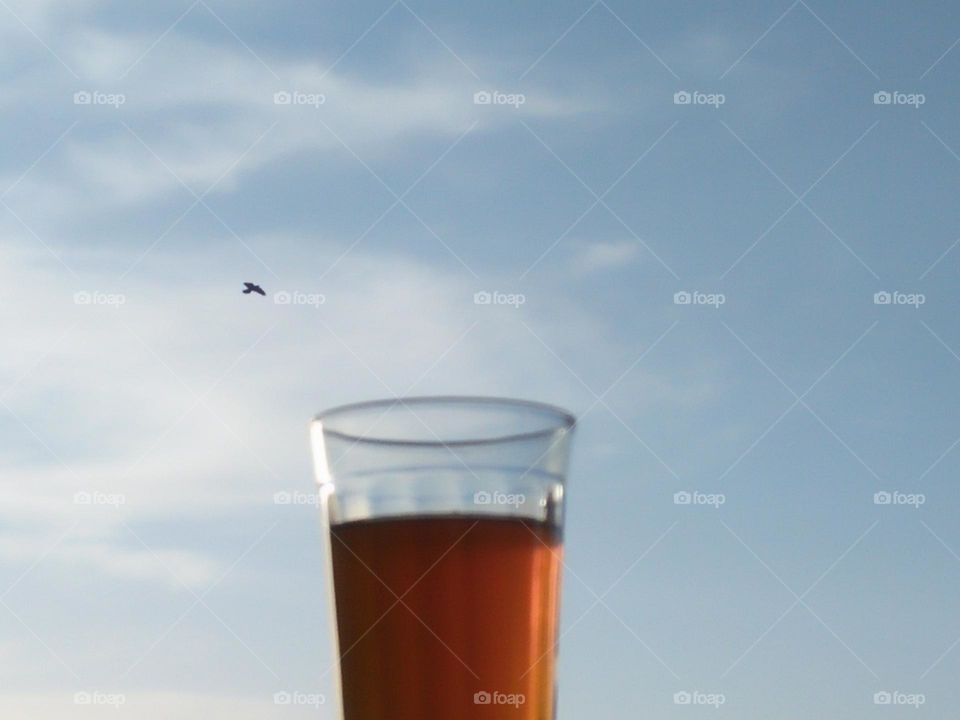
{"left": 329, "top": 514, "right": 563, "bottom": 720}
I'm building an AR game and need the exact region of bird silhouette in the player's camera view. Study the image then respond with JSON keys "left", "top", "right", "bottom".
{"left": 243, "top": 282, "right": 266, "bottom": 296}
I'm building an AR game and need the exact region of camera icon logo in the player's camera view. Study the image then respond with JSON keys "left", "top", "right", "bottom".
{"left": 274, "top": 91, "right": 292, "bottom": 105}
{"left": 474, "top": 491, "right": 492, "bottom": 505}
{"left": 873, "top": 491, "right": 892, "bottom": 505}
{"left": 473, "top": 91, "right": 492, "bottom": 105}
{"left": 674, "top": 291, "right": 691, "bottom": 305}
{"left": 874, "top": 691, "right": 892, "bottom": 705}
{"left": 73, "top": 91, "right": 92, "bottom": 105}
{"left": 273, "top": 491, "right": 292, "bottom": 505}
{"left": 273, "top": 290, "right": 292, "bottom": 305}
{"left": 474, "top": 291, "right": 492, "bottom": 305}
{"left": 674, "top": 491, "right": 692, "bottom": 505}
{"left": 873, "top": 91, "right": 892, "bottom": 105}
{"left": 673, "top": 691, "right": 692, "bottom": 704}
{"left": 274, "top": 691, "right": 292, "bottom": 705}
{"left": 673, "top": 91, "right": 691, "bottom": 105}
{"left": 873, "top": 291, "right": 891, "bottom": 305}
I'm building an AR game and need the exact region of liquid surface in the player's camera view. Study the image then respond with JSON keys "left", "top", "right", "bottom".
{"left": 330, "top": 515, "right": 562, "bottom": 720}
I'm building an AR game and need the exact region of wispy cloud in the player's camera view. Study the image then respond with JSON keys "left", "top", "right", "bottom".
{"left": 570, "top": 239, "right": 641, "bottom": 273}
{"left": 1, "top": 22, "right": 585, "bottom": 224}
{"left": 0, "top": 236, "right": 630, "bottom": 584}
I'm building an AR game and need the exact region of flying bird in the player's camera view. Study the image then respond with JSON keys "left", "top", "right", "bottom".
{"left": 243, "top": 282, "right": 266, "bottom": 296}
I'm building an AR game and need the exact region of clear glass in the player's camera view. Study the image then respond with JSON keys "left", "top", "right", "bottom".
{"left": 310, "top": 396, "right": 575, "bottom": 720}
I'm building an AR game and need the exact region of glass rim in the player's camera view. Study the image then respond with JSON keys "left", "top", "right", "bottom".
{"left": 311, "top": 395, "right": 576, "bottom": 448}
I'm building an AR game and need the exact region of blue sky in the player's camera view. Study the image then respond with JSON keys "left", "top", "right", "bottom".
{"left": 2, "top": 0, "right": 960, "bottom": 716}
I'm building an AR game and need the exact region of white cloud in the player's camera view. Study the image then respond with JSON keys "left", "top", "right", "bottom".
{"left": 0, "top": 530, "right": 219, "bottom": 590}
{"left": 570, "top": 239, "right": 641, "bottom": 273}
{"left": 0, "top": 23, "right": 585, "bottom": 219}
{"left": 0, "top": 235, "right": 618, "bottom": 585}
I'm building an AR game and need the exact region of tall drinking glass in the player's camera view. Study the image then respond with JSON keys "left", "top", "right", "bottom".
{"left": 310, "top": 396, "right": 575, "bottom": 720}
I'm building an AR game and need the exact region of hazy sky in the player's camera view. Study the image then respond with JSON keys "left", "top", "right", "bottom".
{"left": 2, "top": 0, "right": 960, "bottom": 717}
